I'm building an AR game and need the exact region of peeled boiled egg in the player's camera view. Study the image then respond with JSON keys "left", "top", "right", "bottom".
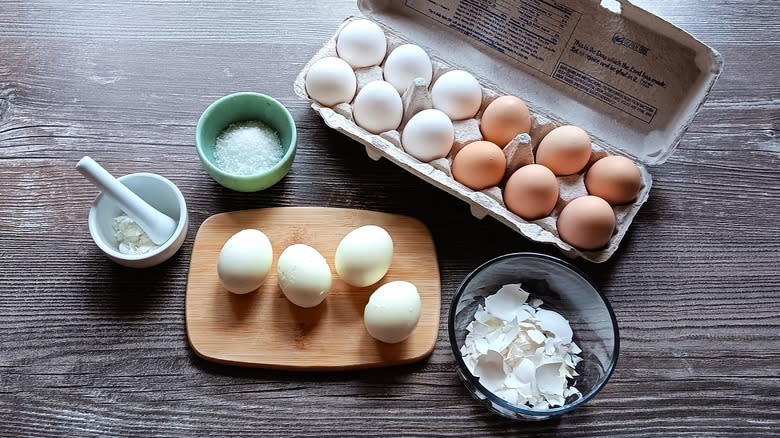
{"left": 383, "top": 44, "right": 433, "bottom": 94}
{"left": 336, "top": 19, "right": 387, "bottom": 68}
{"left": 535, "top": 125, "right": 592, "bottom": 176}
{"left": 503, "top": 164, "right": 559, "bottom": 220}
{"left": 364, "top": 281, "right": 421, "bottom": 343}
{"left": 217, "top": 229, "right": 273, "bottom": 294}
{"left": 277, "top": 244, "right": 332, "bottom": 308}
{"left": 401, "top": 109, "right": 454, "bottom": 162}
{"left": 352, "top": 81, "right": 403, "bottom": 134}
{"left": 585, "top": 155, "right": 642, "bottom": 205}
{"left": 305, "top": 57, "right": 357, "bottom": 107}
{"left": 452, "top": 140, "right": 506, "bottom": 190}
{"left": 480, "top": 96, "right": 532, "bottom": 148}
{"left": 335, "top": 225, "right": 393, "bottom": 287}
{"left": 557, "top": 195, "right": 616, "bottom": 250}
{"left": 430, "top": 70, "right": 482, "bottom": 120}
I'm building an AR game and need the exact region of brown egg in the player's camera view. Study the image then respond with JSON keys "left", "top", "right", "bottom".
{"left": 585, "top": 155, "right": 642, "bottom": 205}
{"left": 503, "top": 164, "right": 559, "bottom": 220}
{"left": 480, "top": 96, "right": 532, "bottom": 148}
{"left": 452, "top": 141, "right": 506, "bottom": 190}
{"left": 557, "top": 195, "right": 616, "bottom": 250}
{"left": 536, "top": 125, "right": 592, "bottom": 176}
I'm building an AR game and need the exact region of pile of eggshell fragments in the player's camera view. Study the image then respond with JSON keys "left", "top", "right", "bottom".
{"left": 303, "top": 18, "right": 648, "bottom": 252}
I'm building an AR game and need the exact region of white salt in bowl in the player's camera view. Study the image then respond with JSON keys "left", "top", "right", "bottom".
{"left": 195, "top": 92, "right": 297, "bottom": 192}
{"left": 448, "top": 253, "right": 619, "bottom": 420}
{"left": 88, "top": 172, "right": 188, "bottom": 268}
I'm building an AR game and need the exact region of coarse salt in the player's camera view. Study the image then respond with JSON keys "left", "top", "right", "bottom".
{"left": 460, "top": 283, "right": 583, "bottom": 410}
{"left": 214, "top": 121, "right": 284, "bottom": 175}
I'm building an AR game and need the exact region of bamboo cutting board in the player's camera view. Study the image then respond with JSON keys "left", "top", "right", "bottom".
{"left": 185, "top": 207, "right": 441, "bottom": 370}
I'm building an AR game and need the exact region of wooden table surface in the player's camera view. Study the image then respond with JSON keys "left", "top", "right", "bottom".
{"left": 1, "top": 1, "right": 778, "bottom": 436}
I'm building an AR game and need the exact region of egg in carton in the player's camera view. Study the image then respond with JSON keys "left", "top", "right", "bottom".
{"left": 294, "top": 17, "right": 652, "bottom": 263}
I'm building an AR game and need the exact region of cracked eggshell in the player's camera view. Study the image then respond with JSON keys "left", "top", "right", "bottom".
{"left": 364, "top": 281, "right": 421, "bottom": 343}
{"left": 277, "top": 244, "right": 332, "bottom": 308}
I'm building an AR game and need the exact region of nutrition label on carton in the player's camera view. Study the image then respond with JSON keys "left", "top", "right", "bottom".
{"left": 407, "top": 0, "right": 580, "bottom": 74}
{"left": 404, "top": 0, "right": 699, "bottom": 126}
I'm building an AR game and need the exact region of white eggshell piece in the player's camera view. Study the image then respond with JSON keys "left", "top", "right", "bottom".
{"left": 363, "top": 281, "right": 421, "bottom": 343}
{"left": 277, "top": 244, "right": 332, "bottom": 308}
{"left": 217, "top": 229, "right": 273, "bottom": 295}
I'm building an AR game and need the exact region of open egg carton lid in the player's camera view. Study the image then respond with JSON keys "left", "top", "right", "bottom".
{"left": 293, "top": 0, "right": 722, "bottom": 263}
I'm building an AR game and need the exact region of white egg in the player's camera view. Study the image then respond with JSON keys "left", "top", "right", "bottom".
{"left": 430, "top": 70, "right": 482, "bottom": 120}
{"left": 401, "top": 109, "right": 454, "bottom": 162}
{"left": 383, "top": 44, "right": 433, "bottom": 94}
{"left": 305, "top": 57, "right": 357, "bottom": 107}
{"left": 364, "top": 281, "right": 421, "bottom": 344}
{"left": 277, "top": 244, "right": 332, "bottom": 308}
{"left": 336, "top": 19, "right": 387, "bottom": 68}
{"left": 217, "top": 229, "right": 273, "bottom": 294}
{"left": 335, "top": 225, "right": 393, "bottom": 287}
{"left": 352, "top": 81, "right": 403, "bottom": 134}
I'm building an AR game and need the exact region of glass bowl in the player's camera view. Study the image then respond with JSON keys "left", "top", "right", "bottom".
{"left": 448, "top": 253, "right": 619, "bottom": 420}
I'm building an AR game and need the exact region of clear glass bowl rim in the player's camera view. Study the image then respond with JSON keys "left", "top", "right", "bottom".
{"left": 447, "top": 252, "right": 620, "bottom": 418}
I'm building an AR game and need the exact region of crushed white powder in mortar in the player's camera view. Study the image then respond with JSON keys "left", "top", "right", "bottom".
{"left": 214, "top": 121, "right": 284, "bottom": 175}
{"left": 460, "top": 283, "right": 583, "bottom": 410}
{"left": 112, "top": 215, "right": 160, "bottom": 255}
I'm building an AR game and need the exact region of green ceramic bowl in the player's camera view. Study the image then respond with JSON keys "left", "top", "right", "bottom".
{"left": 195, "top": 92, "right": 296, "bottom": 192}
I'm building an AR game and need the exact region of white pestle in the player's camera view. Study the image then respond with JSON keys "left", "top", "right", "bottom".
{"left": 76, "top": 156, "right": 177, "bottom": 245}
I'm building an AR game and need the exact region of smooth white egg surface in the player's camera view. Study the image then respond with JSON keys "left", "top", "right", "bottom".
{"left": 401, "top": 109, "right": 454, "bottom": 162}
{"left": 277, "top": 244, "right": 332, "bottom": 308}
{"left": 336, "top": 19, "right": 387, "bottom": 68}
{"left": 352, "top": 81, "right": 403, "bottom": 134}
{"left": 383, "top": 44, "right": 433, "bottom": 94}
{"left": 335, "top": 225, "right": 394, "bottom": 287}
{"left": 430, "top": 70, "right": 482, "bottom": 120}
{"left": 364, "top": 281, "right": 422, "bottom": 343}
{"left": 217, "top": 229, "right": 273, "bottom": 294}
{"left": 305, "top": 57, "right": 357, "bottom": 107}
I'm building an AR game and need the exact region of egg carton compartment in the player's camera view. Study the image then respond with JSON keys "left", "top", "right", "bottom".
{"left": 294, "top": 16, "right": 653, "bottom": 263}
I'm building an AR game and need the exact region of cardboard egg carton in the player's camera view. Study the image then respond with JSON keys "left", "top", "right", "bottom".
{"left": 294, "top": 1, "right": 722, "bottom": 263}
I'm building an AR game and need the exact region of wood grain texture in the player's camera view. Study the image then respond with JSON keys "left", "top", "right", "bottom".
{"left": 0, "top": 0, "right": 778, "bottom": 436}
{"left": 186, "top": 207, "right": 440, "bottom": 370}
